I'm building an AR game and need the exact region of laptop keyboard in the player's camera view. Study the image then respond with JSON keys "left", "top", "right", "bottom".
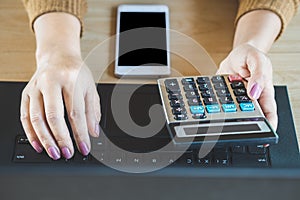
{"left": 13, "top": 135, "right": 271, "bottom": 168}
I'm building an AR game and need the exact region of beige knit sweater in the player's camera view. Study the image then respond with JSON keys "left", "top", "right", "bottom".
{"left": 22, "top": 0, "right": 299, "bottom": 38}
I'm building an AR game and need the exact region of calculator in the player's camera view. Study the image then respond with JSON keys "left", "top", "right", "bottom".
{"left": 157, "top": 75, "right": 278, "bottom": 146}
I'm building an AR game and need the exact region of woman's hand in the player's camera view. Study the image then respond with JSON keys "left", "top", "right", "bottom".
{"left": 20, "top": 12, "right": 100, "bottom": 160}
{"left": 217, "top": 43, "right": 277, "bottom": 130}
{"left": 20, "top": 54, "right": 101, "bottom": 160}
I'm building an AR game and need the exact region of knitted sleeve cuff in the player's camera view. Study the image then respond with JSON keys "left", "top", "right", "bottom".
{"left": 22, "top": 0, "right": 87, "bottom": 36}
{"left": 236, "top": 0, "right": 299, "bottom": 39}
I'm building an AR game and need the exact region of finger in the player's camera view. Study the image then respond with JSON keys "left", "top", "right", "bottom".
{"left": 85, "top": 85, "right": 101, "bottom": 138}
{"left": 258, "top": 86, "right": 278, "bottom": 131}
{"left": 29, "top": 91, "right": 61, "bottom": 160}
{"left": 245, "top": 52, "right": 272, "bottom": 100}
{"left": 20, "top": 90, "right": 43, "bottom": 153}
{"left": 42, "top": 86, "right": 74, "bottom": 159}
{"left": 63, "top": 86, "right": 91, "bottom": 156}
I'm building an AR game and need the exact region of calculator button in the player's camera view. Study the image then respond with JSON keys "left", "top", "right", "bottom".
{"left": 236, "top": 95, "right": 251, "bottom": 103}
{"left": 181, "top": 78, "right": 195, "bottom": 85}
{"left": 170, "top": 99, "right": 184, "bottom": 107}
{"left": 203, "top": 97, "right": 218, "bottom": 105}
{"left": 190, "top": 106, "right": 205, "bottom": 114}
{"left": 231, "top": 81, "right": 245, "bottom": 89}
{"left": 165, "top": 79, "right": 180, "bottom": 92}
{"left": 168, "top": 92, "right": 183, "bottom": 100}
{"left": 201, "top": 89, "right": 215, "bottom": 98}
{"left": 206, "top": 104, "right": 221, "bottom": 113}
{"left": 219, "top": 96, "right": 234, "bottom": 104}
{"left": 192, "top": 113, "right": 207, "bottom": 119}
{"left": 183, "top": 84, "right": 197, "bottom": 91}
{"left": 222, "top": 104, "right": 237, "bottom": 112}
{"left": 196, "top": 77, "right": 210, "bottom": 84}
{"left": 172, "top": 107, "right": 187, "bottom": 115}
{"left": 240, "top": 103, "right": 255, "bottom": 111}
{"left": 188, "top": 98, "right": 201, "bottom": 106}
{"left": 185, "top": 91, "right": 199, "bottom": 98}
{"left": 214, "top": 82, "right": 227, "bottom": 90}
{"left": 174, "top": 114, "right": 188, "bottom": 120}
{"left": 228, "top": 74, "right": 243, "bottom": 82}
{"left": 234, "top": 88, "right": 247, "bottom": 96}
{"left": 211, "top": 75, "right": 225, "bottom": 83}
{"left": 198, "top": 83, "right": 212, "bottom": 91}
{"left": 216, "top": 89, "right": 231, "bottom": 97}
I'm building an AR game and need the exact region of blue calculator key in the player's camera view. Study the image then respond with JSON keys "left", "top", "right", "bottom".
{"left": 190, "top": 106, "right": 205, "bottom": 114}
{"left": 206, "top": 104, "right": 221, "bottom": 113}
{"left": 240, "top": 103, "right": 255, "bottom": 111}
{"left": 222, "top": 104, "right": 237, "bottom": 112}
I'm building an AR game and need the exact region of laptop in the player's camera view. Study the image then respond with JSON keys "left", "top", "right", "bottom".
{"left": 0, "top": 81, "right": 300, "bottom": 200}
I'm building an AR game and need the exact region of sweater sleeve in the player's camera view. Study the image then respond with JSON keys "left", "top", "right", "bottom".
{"left": 22, "top": 0, "right": 87, "bottom": 36}
{"left": 236, "top": 0, "right": 299, "bottom": 39}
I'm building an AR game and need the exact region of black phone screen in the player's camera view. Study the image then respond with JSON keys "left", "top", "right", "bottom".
{"left": 118, "top": 12, "right": 167, "bottom": 66}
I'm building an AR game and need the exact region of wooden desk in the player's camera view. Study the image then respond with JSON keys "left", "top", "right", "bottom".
{"left": 1, "top": 0, "right": 299, "bottom": 143}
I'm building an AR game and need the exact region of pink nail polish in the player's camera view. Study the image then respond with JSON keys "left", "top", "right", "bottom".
{"left": 32, "top": 140, "right": 43, "bottom": 153}
{"left": 48, "top": 147, "right": 61, "bottom": 160}
{"left": 79, "top": 142, "right": 89, "bottom": 156}
{"left": 95, "top": 124, "right": 100, "bottom": 137}
{"left": 250, "top": 83, "right": 262, "bottom": 99}
{"left": 61, "top": 147, "right": 72, "bottom": 159}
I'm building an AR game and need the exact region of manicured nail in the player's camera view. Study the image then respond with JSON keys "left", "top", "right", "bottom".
{"left": 48, "top": 147, "right": 61, "bottom": 160}
{"left": 32, "top": 140, "right": 43, "bottom": 153}
{"left": 95, "top": 124, "right": 100, "bottom": 137}
{"left": 79, "top": 142, "right": 89, "bottom": 156}
{"left": 61, "top": 147, "right": 72, "bottom": 159}
{"left": 250, "top": 83, "right": 262, "bottom": 99}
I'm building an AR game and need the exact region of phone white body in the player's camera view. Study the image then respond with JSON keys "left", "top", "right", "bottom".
{"left": 115, "top": 4, "right": 171, "bottom": 78}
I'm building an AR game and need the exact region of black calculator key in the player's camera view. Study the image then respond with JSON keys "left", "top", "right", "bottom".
{"left": 236, "top": 95, "right": 251, "bottom": 103}
{"left": 170, "top": 99, "right": 184, "bottom": 107}
{"left": 168, "top": 92, "right": 183, "bottom": 100}
{"left": 231, "top": 81, "right": 245, "bottom": 89}
{"left": 181, "top": 78, "right": 195, "bottom": 85}
{"left": 234, "top": 88, "right": 247, "bottom": 96}
{"left": 185, "top": 91, "right": 199, "bottom": 98}
{"left": 211, "top": 75, "right": 225, "bottom": 83}
{"left": 188, "top": 98, "right": 201, "bottom": 106}
{"left": 183, "top": 84, "right": 197, "bottom": 91}
{"left": 198, "top": 83, "right": 212, "bottom": 91}
{"left": 196, "top": 77, "right": 210, "bottom": 84}
{"left": 214, "top": 82, "right": 227, "bottom": 90}
{"left": 165, "top": 79, "right": 180, "bottom": 93}
{"left": 172, "top": 107, "right": 187, "bottom": 115}
{"left": 219, "top": 96, "right": 234, "bottom": 104}
{"left": 216, "top": 89, "right": 231, "bottom": 97}
{"left": 201, "top": 89, "right": 215, "bottom": 98}
{"left": 192, "top": 113, "right": 206, "bottom": 119}
{"left": 248, "top": 145, "right": 267, "bottom": 155}
{"left": 203, "top": 97, "right": 218, "bottom": 105}
{"left": 174, "top": 114, "right": 188, "bottom": 120}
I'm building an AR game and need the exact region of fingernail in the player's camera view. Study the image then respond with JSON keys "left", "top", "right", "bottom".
{"left": 95, "top": 124, "right": 100, "bottom": 137}
{"left": 48, "top": 147, "right": 61, "bottom": 160}
{"left": 32, "top": 140, "right": 43, "bottom": 153}
{"left": 79, "top": 142, "right": 89, "bottom": 156}
{"left": 61, "top": 147, "right": 72, "bottom": 159}
{"left": 250, "top": 83, "right": 262, "bottom": 99}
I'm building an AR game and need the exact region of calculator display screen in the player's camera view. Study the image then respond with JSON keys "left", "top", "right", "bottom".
{"left": 184, "top": 124, "right": 261, "bottom": 135}
{"left": 118, "top": 12, "right": 167, "bottom": 66}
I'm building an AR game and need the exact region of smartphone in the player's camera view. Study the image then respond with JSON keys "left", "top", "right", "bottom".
{"left": 115, "top": 4, "right": 170, "bottom": 78}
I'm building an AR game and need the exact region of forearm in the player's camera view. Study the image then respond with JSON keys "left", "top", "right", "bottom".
{"left": 233, "top": 10, "right": 282, "bottom": 53}
{"left": 34, "top": 12, "right": 82, "bottom": 63}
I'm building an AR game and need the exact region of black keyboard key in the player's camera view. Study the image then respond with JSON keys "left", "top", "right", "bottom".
{"left": 201, "top": 89, "right": 215, "bottom": 98}
{"left": 198, "top": 83, "right": 212, "bottom": 91}
{"left": 231, "top": 145, "right": 246, "bottom": 153}
{"left": 234, "top": 88, "right": 247, "bottom": 96}
{"left": 192, "top": 113, "right": 206, "bottom": 119}
{"left": 214, "top": 82, "right": 227, "bottom": 90}
{"left": 231, "top": 81, "right": 245, "bottom": 89}
{"left": 181, "top": 78, "right": 195, "bottom": 85}
{"left": 168, "top": 92, "right": 183, "bottom": 100}
{"left": 185, "top": 91, "right": 199, "bottom": 98}
{"left": 170, "top": 99, "right": 184, "bottom": 107}
{"left": 211, "top": 75, "right": 225, "bottom": 83}
{"left": 216, "top": 89, "right": 231, "bottom": 97}
{"left": 174, "top": 114, "right": 188, "bottom": 120}
{"left": 172, "top": 107, "right": 187, "bottom": 115}
{"left": 236, "top": 95, "right": 251, "bottom": 103}
{"left": 203, "top": 97, "right": 218, "bottom": 105}
{"left": 165, "top": 79, "right": 180, "bottom": 93}
{"left": 183, "top": 84, "right": 197, "bottom": 91}
{"left": 248, "top": 145, "right": 267, "bottom": 155}
{"left": 197, "top": 77, "right": 210, "bottom": 84}
{"left": 219, "top": 96, "right": 234, "bottom": 104}
{"left": 187, "top": 98, "right": 201, "bottom": 106}
{"left": 231, "top": 154, "right": 269, "bottom": 167}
